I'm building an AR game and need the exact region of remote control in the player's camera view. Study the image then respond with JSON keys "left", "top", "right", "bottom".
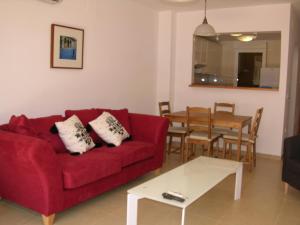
{"left": 162, "top": 192, "right": 185, "bottom": 202}
{"left": 166, "top": 191, "right": 184, "bottom": 198}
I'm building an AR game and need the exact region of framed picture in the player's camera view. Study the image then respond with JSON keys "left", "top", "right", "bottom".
{"left": 51, "top": 24, "right": 84, "bottom": 69}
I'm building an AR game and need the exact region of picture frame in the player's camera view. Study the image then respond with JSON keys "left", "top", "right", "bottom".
{"left": 51, "top": 24, "right": 84, "bottom": 69}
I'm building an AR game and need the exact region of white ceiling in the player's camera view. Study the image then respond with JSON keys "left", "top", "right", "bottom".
{"left": 132, "top": 0, "right": 300, "bottom": 14}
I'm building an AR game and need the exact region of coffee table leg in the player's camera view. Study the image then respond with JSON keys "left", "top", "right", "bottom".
{"left": 234, "top": 164, "right": 243, "bottom": 200}
{"left": 127, "top": 193, "right": 142, "bottom": 225}
{"left": 181, "top": 208, "right": 186, "bottom": 225}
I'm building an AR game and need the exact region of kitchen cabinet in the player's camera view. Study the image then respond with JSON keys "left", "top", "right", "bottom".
{"left": 194, "top": 37, "right": 208, "bottom": 65}
{"left": 202, "top": 41, "right": 222, "bottom": 75}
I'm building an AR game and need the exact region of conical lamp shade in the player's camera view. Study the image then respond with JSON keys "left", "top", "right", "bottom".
{"left": 194, "top": 19, "right": 216, "bottom": 37}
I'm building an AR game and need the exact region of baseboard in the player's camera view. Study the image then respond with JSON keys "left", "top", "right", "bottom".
{"left": 256, "top": 153, "right": 281, "bottom": 160}
{"left": 167, "top": 141, "right": 282, "bottom": 161}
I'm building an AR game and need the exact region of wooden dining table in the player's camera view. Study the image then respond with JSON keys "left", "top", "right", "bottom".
{"left": 164, "top": 111, "right": 252, "bottom": 162}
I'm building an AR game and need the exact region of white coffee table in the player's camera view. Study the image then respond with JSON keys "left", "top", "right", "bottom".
{"left": 126, "top": 156, "right": 243, "bottom": 225}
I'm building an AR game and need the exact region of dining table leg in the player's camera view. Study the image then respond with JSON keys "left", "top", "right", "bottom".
{"left": 236, "top": 125, "right": 242, "bottom": 161}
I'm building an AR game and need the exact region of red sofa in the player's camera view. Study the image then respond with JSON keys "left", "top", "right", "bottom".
{"left": 0, "top": 109, "right": 168, "bottom": 225}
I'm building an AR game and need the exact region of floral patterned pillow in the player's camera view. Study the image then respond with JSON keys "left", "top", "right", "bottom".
{"left": 89, "top": 112, "right": 130, "bottom": 146}
{"left": 55, "top": 115, "right": 95, "bottom": 154}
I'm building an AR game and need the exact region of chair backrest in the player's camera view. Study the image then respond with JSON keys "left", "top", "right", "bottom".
{"left": 249, "top": 107, "right": 264, "bottom": 141}
{"left": 158, "top": 101, "right": 171, "bottom": 117}
{"left": 186, "top": 106, "right": 212, "bottom": 139}
{"left": 214, "top": 102, "right": 235, "bottom": 115}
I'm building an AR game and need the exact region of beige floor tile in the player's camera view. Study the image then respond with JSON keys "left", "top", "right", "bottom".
{"left": 138, "top": 199, "right": 179, "bottom": 225}
{"left": 284, "top": 186, "right": 300, "bottom": 203}
{"left": 0, "top": 202, "right": 39, "bottom": 225}
{"left": 1, "top": 153, "right": 300, "bottom": 225}
{"left": 157, "top": 210, "right": 219, "bottom": 225}
{"left": 277, "top": 198, "right": 300, "bottom": 219}
{"left": 275, "top": 215, "right": 300, "bottom": 225}
{"left": 188, "top": 199, "right": 228, "bottom": 221}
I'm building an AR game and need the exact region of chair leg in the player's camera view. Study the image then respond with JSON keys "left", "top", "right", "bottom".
{"left": 188, "top": 143, "right": 193, "bottom": 160}
{"left": 208, "top": 143, "right": 212, "bottom": 156}
{"left": 192, "top": 143, "right": 196, "bottom": 157}
{"left": 247, "top": 143, "right": 253, "bottom": 171}
{"left": 251, "top": 143, "right": 255, "bottom": 170}
{"left": 229, "top": 143, "right": 233, "bottom": 159}
{"left": 210, "top": 142, "right": 213, "bottom": 157}
{"left": 223, "top": 141, "right": 227, "bottom": 159}
{"left": 168, "top": 136, "right": 173, "bottom": 155}
{"left": 284, "top": 182, "right": 288, "bottom": 194}
{"left": 180, "top": 135, "right": 185, "bottom": 162}
{"left": 189, "top": 143, "right": 195, "bottom": 160}
{"left": 253, "top": 142, "right": 257, "bottom": 167}
{"left": 217, "top": 139, "right": 220, "bottom": 156}
{"left": 42, "top": 214, "right": 55, "bottom": 225}
{"left": 184, "top": 142, "right": 189, "bottom": 162}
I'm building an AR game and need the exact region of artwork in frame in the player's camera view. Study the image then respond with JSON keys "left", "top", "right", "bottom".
{"left": 51, "top": 24, "right": 84, "bottom": 69}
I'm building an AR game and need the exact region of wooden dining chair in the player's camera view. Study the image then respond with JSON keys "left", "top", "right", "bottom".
{"left": 222, "top": 107, "right": 263, "bottom": 171}
{"left": 213, "top": 102, "right": 236, "bottom": 137}
{"left": 214, "top": 102, "right": 235, "bottom": 115}
{"left": 185, "top": 106, "right": 221, "bottom": 161}
{"left": 158, "top": 101, "right": 187, "bottom": 162}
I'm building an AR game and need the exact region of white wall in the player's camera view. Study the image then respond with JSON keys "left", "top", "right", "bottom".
{"left": 0, "top": 0, "right": 158, "bottom": 123}
{"left": 156, "top": 11, "right": 173, "bottom": 106}
{"left": 285, "top": 6, "right": 300, "bottom": 136}
{"left": 157, "top": 4, "right": 292, "bottom": 156}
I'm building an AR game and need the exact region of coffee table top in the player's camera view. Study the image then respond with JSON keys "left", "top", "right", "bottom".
{"left": 128, "top": 156, "right": 243, "bottom": 208}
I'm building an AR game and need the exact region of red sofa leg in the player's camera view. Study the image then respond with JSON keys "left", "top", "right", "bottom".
{"left": 42, "top": 214, "right": 55, "bottom": 225}
{"left": 154, "top": 168, "right": 162, "bottom": 176}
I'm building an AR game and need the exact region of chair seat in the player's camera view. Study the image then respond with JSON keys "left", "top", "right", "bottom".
{"left": 187, "top": 131, "right": 220, "bottom": 141}
{"left": 223, "top": 131, "right": 255, "bottom": 143}
{"left": 168, "top": 126, "right": 187, "bottom": 134}
{"left": 213, "top": 127, "right": 232, "bottom": 135}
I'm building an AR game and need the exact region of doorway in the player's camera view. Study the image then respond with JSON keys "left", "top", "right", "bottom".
{"left": 237, "top": 53, "right": 263, "bottom": 87}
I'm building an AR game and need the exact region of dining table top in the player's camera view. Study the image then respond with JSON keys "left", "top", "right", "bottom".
{"left": 164, "top": 111, "right": 252, "bottom": 129}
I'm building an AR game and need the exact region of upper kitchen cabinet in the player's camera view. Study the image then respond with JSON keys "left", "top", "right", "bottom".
{"left": 203, "top": 41, "right": 222, "bottom": 75}
{"left": 193, "top": 36, "right": 208, "bottom": 65}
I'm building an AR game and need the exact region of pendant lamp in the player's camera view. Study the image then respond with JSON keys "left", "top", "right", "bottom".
{"left": 194, "top": 0, "right": 216, "bottom": 37}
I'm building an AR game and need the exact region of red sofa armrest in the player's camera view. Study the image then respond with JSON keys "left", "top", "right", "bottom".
{"left": 129, "top": 113, "right": 169, "bottom": 166}
{"left": 0, "top": 130, "right": 64, "bottom": 216}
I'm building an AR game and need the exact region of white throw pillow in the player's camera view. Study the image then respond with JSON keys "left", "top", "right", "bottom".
{"left": 89, "top": 112, "right": 130, "bottom": 146}
{"left": 55, "top": 115, "right": 95, "bottom": 154}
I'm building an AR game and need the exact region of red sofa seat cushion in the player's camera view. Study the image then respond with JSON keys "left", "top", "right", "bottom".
{"left": 58, "top": 150, "right": 122, "bottom": 189}
{"left": 101, "top": 141, "right": 156, "bottom": 167}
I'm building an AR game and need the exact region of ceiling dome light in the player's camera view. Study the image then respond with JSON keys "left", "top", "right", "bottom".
{"left": 194, "top": 0, "right": 216, "bottom": 37}
{"left": 230, "top": 33, "right": 242, "bottom": 37}
{"left": 163, "top": 0, "right": 198, "bottom": 2}
{"left": 38, "top": 0, "right": 63, "bottom": 4}
{"left": 237, "top": 34, "right": 257, "bottom": 42}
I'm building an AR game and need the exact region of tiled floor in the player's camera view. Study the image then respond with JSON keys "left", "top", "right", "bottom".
{"left": 1, "top": 154, "right": 300, "bottom": 225}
